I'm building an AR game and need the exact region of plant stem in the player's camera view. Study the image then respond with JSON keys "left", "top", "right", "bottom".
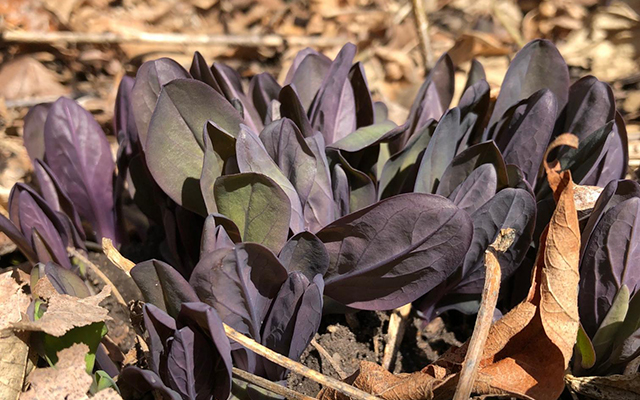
{"left": 411, "top": 0, "right": 434, "bottom": 72}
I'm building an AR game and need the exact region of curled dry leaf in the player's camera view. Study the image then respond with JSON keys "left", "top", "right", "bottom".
{"left": 565, "top": 373, "right": 640, "bottom": 399}
{"left": 318, "top": 171, "right": 580, "bottom": 400}
{"left": 12, "top": 277, "right": 111, "bottom": 337}
{"left": 21, "top": 343, "right": 123, "bottom": 400}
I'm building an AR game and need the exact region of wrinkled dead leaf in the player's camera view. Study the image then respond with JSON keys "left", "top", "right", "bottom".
{"left": 565, "top": 373, "right": 640, "bottom": 399}
{"left": 0, "top": 57, "right": 68, "bottom": 101}
{"left": 318, "top": 171, "right": 580, "bottom": 400}
{"left": 21, "top": 343, "right": 122, "bottom": 400}
{"left": 12, "top": 277, "right": 111, "bottom": 337}
{"left": 447, "top": 32, "right": 512, "bottom": 65}
{"left": 0, "top": 270, "right": 31, "bottom": 331}
{"left": 0, "top": 270, "right": 32, "bottom": 400}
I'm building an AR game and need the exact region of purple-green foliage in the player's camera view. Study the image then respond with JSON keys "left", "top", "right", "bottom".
{"left": 2, "top": 38, "right": 637, "bottom": 394}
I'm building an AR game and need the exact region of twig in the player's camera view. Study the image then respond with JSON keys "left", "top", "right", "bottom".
{"left": 310, "top": 338, "right": 348, "bottom": 379}
{"left": 223, "top": 324, "right": 382, "bottom": 400}
{"left": 491, "top": 3, "right": 525, "bottom": 48}
{"left": 382, "top": 303, "right": 412, "bottom": 371}
{"left": 453, "top": 228, "right": 516, "bottom": 400}
{"left": 232, "top": 367, "right": 316, "bottom": 400}
{"left": 1, "top": 30, "right": 348, "bottom": 48}
{"left": 410, "top": 0, "right": 435, "bottom": 72}
{"left": 102, "top": 238, "right": 135, "bottom": 277}
{"left": 67, "top": 247, "right": 128, "bottom": 308}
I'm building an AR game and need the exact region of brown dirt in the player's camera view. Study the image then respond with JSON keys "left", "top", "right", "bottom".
{"left": 288, "top": 310, "right": 475, "bottom": 397}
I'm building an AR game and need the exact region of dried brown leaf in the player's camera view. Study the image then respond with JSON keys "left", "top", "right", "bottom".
{"left": 12, "top": 277, "right": 110, "bottom": 337}
{"left": 0, "top": 270, "right": 31, "bottom": 400}
{"left": 20, "top": 343, "right": 122, "bottom": 400}
{"left": 0, "top": 57, "right": 68, "bottom": 101}
{"left": 565, "top": 373, "right": 640, "bottom": 399}
{"left": 0, "top": 270, "right": 31, "bottom": 331}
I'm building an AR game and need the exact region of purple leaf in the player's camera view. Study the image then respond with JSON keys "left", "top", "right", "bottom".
{"left": 33, "top": 159, "right": 85, "bottom": 240}
{"left": 436, "top": 141, "right": 508, "bottom": 199}
{"left": 285, "top": 49, "right": 331, "bottom": 110}
{"left": 143, "top": 304, "right": 177, "bottom": 376}
{"left": 447, "top": 164, "right": 498, "bottom": 215}
{"left": 189, "top": 243, "right": 288, "bottom": 371}
{"left": 279, "top": 231, "right": 329, "bottom": 280}
{"left": 145, "top": 79, "right": 243, "bottom": 215}
{"left": 488, "top": 39, "right": 568, "bottom": 129}
{"left": 0, "top": 214, "right": 37, "bottom": 263}
{"left": 131, "top": 58, "right": 190, "bottom": 148}
{"left": 177, "top": 303, "right": 233, "bottom": 400}
{"left": 249, "top": 73, "right": 281, "bottom": 124}
{"left": 452, "top": 188, "right": 536, "bottom": 295}
{"left": 308, "top": 43, "right": 358, "bottom": 145}
{"left": 260, "top": 118, "right": 317, "bottom": 206}
{"left": 23, "top": 103, "right": 51, "bottom": 163}
{"left": 213, "top": 173, "right": 291, "bottom": 253}
{"left": 560, "top": 76, "right": 615, "bottom": 140}
{"left": 261, "top": 272, "right": 323, "bottom": 380}
{"left": 303, "top": 133, "right": 335, "bottom": 232}
{"left": 495, "top": 89, "right": 557, "bottom": 184}
{"left": 236, "top": 125, "right": 305, "bottom": 233}
{"left": 131, "top": 259, "right": 199, "bottom": 318}
{"left": 349, "top": 62, "right": 375, "bottom": 128}
{"left": 43, "top": 97, "right": 116, "bottom": 241}
{"left": 378, "top": 120, "right": 436, "bottom": 199}
{"left": 201, "top": 215, "right": 235, "bottom": 257}
{"left": 190, "top": 51, "right": 222, "bottom": 94}
{"left": 118, "top": 367, "right": 182, "bottom": 400}
{"left": 414, "top": 108, "right": 467, "bottom": 194}
{"left": 328, "top": 150, "right": 376, "bottom": 214}
{"left": 279, "top": 85, "right": 314, "bottom": 138}
{"left": 114, "top": 75, "right": 139, "bottom": 152}
{"left": 317, "top": 193, "right": 473, "bottom": 310}
{"left": 212, "top": 63, "right": 263, "bottom": 133}
{"left": 581, "top": 180, "right": 640, "bottom": 258}
{"left": 16, "top": 189, "right": 70, "bottom": 268}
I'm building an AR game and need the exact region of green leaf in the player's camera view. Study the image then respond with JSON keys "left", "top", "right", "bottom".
{"left": 328, "top": 121, "right": 397, "bottom": 153}
{"left": 576, "top": 323, "right": 596, "bottom": 369}
{"left": 592, "top": 285, "right": 629, "bottom": 361}
{"left": 90, "top": 370, "right": 120, "bottom": 395}
{"left": 214, "top": 173, "right": 291, "bottom": 253}
{"left": 42, "top": 322, "right": 107, "bottom": 373}
{"left": 145, "top": 79, "right": 243, "bottom": 215}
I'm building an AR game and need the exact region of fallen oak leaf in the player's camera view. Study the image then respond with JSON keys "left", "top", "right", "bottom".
{"left": 12, "top": 277, "right": 111, "bottom": 337}
{"left": 21, "top": 343, "right": 122, "bottom": 400}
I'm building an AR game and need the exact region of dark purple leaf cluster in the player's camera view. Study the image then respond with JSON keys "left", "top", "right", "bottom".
{"left": 2, "top": 38, "right": 638, "bottom": 393}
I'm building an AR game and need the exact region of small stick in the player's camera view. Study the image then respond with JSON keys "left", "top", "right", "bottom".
{"left": 453, "top": 228, "right": 516, "bottom": 400}
{"left": 232, "top": 367, "right": 316, "bottom": 400}
{"left": 382, "top": 303, "right": 412, "bottom": 371}
{"left": 67, "top": 247, "right": 128, "bottom": 308}
{"left": 223, "top": 324, "right": 382, "bottom": 400}
{"left": 102, "top": 238, "right": 135, "bottom": 277}
{"left": 1, "top": 30, "right": 347, "bottom": 48}
{"left": 310, "top": 338, "right": 348, "bottom": 379}
{"left": 411, "top": 0, "right": 435, "bottom": 71}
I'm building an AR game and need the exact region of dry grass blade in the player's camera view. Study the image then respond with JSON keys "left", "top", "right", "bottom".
{"left": 312, "top": 338, "right": 348, "bottom": 379}
{"left": 232, "top": 367, "right": 316, "bottom": 400}
{"left": 453, "top": 228, "right": 516, "bottom": 400}
{"left": 410, "top": 0, "right": 434, "bottom": 71}
{"left": 382, "top": 303, "right": 412, "bottom": 371}
{"left": 223, "top": 324, "right": 383, "bottom": 400}
{"left": 67, "top": 247, "right": 128, "bottom": 308}
{"left": 102, "top": 238, "right": 135, "bottom": 277}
